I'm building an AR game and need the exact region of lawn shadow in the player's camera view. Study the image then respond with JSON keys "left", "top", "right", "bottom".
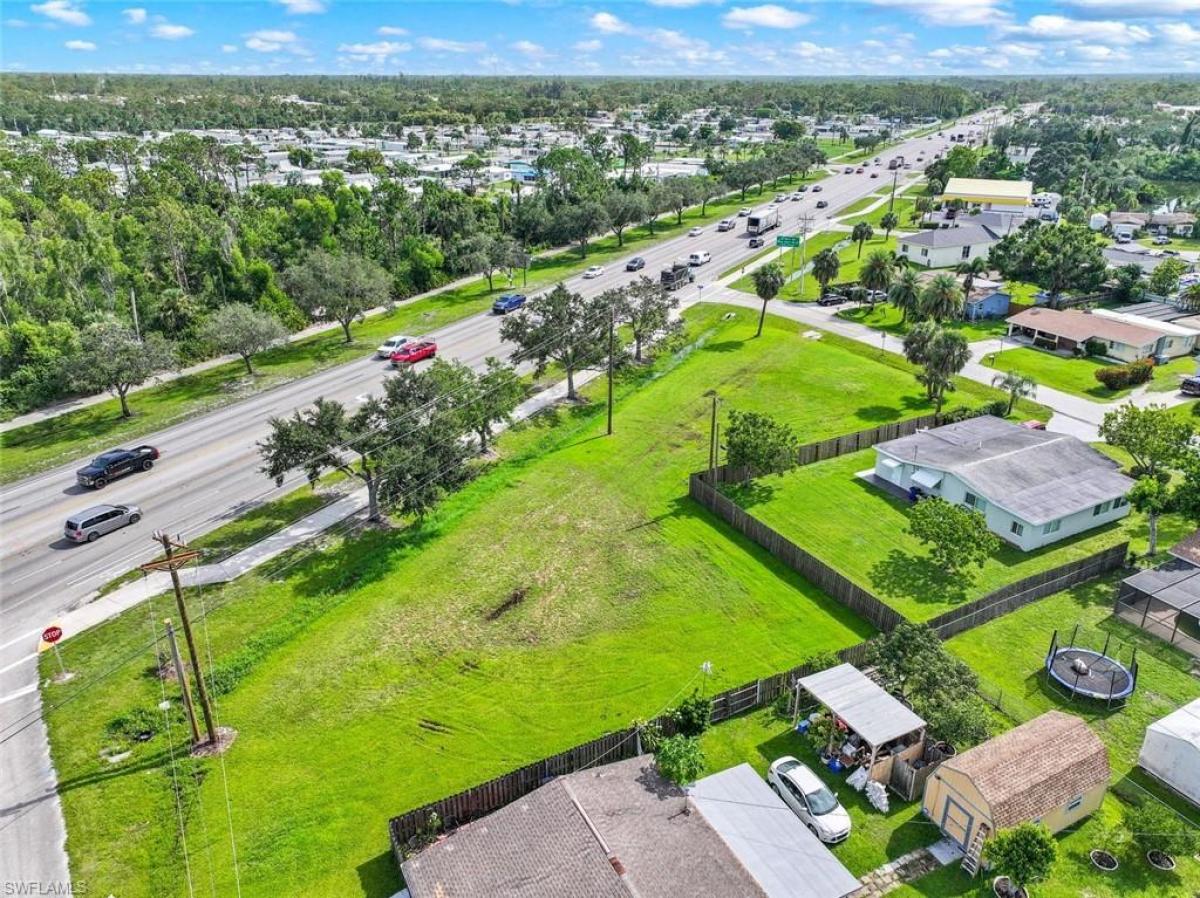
{"left": 56, "top": 747, "right": 177, "bottom": 795}
{"left": 869, "top": 548, "right": 969, "bottom": 607}
{"left": 356, "top": 848, "right": 402, "bottom": 898}
{"left": 700, "top": 339, "right": 747, "bottom": 354}
{"left": 855, "top": 404, "right": 904, "bottom": 423}
{"left": 720, "top": 478, "right": 777, "bottom": 508}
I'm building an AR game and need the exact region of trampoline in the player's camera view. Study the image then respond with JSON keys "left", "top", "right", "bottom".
{"left": 1045, "top": 627, "right": 1138, "bottom": 707}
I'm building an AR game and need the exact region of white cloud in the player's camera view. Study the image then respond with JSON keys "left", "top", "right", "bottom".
{"left": 32, "top": 1, "right": 91, "bottom": 26}
{"left": 868, "top": 0, "right": 1007, "bottom": 27}
{"left": 121, "top": 7, "right": 146, "bottom": 23}
{"left": 648, "top": 0, "right": 722, "bottom": 5}
{"left": 221, "top": 43, "right": 238, "bottom": 53}
{"left": 245, "top": 29, "right": 299, "bottom": 52}
{"left": 722, "top": 4, "right": 809, "bottom": 29}
{"left": 64, "top": 38, "right": 96, "bottom": 50}
{"left": 418, "top": 36, "right": 485, "bottom": 52}
{"left": 511, "top": 39, "right": 549, "bottom": 58}
{"left": 1158, "top": 22, "right": 1200, "bottom": 42}
{"left": 338, "top": 40, "right": 409, "bottom": 57}
{"left": 151, "top": 22, "right": 194, "bottom": 39}
{"left": 573, "top": 39, "right": 602, "bottom": 52}
{"left": 1002, "top": 15, "right": 1152, "bottom": 45}
{"left": 1070, "top": 44, "right": 1129, "bottom": 61}
{"left": 377, "top": 25, "right": 407, "bottom": 36}
{"left": 1065, "top": 0, "right": 1200, "bottom": 14}
{"left": 645, "top": 28, "right": 728, "bottom": 65}
{"left": 275, "top": 0, "right": 326, "bottom": 13}
{"left": 590, "top": 11, "right": 632, "bottom": 34}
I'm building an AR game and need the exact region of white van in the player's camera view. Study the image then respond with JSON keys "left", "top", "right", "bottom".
{"left": 688, "top": 251, "right": 711, "bottom": 266}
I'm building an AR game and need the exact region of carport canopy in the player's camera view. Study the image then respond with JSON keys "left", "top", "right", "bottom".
{"left": 798, "top": 663, "right": 926, "bottom": 749}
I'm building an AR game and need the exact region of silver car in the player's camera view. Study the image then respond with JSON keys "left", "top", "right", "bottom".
{"left": 64, "top": 503, "right": 142, "bottom": 543}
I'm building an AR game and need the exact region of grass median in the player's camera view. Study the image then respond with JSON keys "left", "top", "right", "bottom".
{"left": 43, "top": 304, "right": 1012, "bottom": 897}
{"left": 0, "top": 173, "right": 827, "bottom": 486}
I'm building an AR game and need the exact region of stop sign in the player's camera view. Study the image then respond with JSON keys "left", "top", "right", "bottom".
{"left": 42, "top": 626, "right": 63, "bottom": 645}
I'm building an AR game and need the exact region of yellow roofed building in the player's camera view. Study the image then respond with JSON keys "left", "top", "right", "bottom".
{"left": 940, "top": 177, "right": 1033, "bottom": 210}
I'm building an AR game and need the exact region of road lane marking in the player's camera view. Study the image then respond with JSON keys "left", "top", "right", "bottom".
{"left": 0, "top": 683, "right": 37, "bottom": 705}
{"left": 0, "top": 653, "right": 37, "bottom": 676}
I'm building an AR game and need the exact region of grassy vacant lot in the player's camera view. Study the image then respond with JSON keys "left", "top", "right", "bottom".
{"left": 1, "top": 177, "right": 826, "bottom": 485}
{"left": 836, "top": 303, "right": 1008, "bottom": 342}
{"left": 723, "top": 448, "right": 1175, "bottom": 622}
{"left": 43, "top": 304, "right": 995, "bottom": 897}
{"left": 981, "top": 347, "right": 1196, "bottom": 402}
{"left": 842, "top": 194, "right": 921, "bottom": 231}
{"left": 704, "top": 576, "right": 1200, "bottom": 898}
{"left": 729, "top": 232, "right": 899, "bottom": 302}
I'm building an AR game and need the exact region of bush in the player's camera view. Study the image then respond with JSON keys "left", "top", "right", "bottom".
{"left": 1126, "top": 358, "right": 1154, "bottom": 385}
{"left": 1095, "top": 366, "right": 1131, "bottom": 390}
{"left": 654, "top": 734, "right": 705, "bottom": 785}
{"left": 1084, "top": 338, "right": 1108, "bottom": 357}
{"left": 978, "top": 399, "right": 1011, "bottom": 418}
{"left": 670, "top": 692, "right": 712, "bottom": 737}
{"left": 985, "top": 823, "right": 1058, "bottom": 892}
{"left": 1126, "top": 801, "right": 1199, "bottom": 858}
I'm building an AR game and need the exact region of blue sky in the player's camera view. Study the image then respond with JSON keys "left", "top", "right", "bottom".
{"left": 3, "top": 0, "right": 1199, "bottom": 76}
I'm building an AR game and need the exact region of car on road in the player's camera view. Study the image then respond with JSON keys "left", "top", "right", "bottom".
{"left": 748, "top": 237, "right": 765, "bottom": 248}
{"left": 815, "top": 200, "right": 829, "bottom": 209}
{"left": 843, "top": 166, "right": 854, "bottom": 174}
{"left": 767, "top": 757, "right": 851, "bottom": 843}
{"left": 64, "top": 503, "right": 143, "bottom": 543}
{"left": 856, "top": 167, "right": 865, "bottom": 174}
{"left": 774, "top": 194, "right": 788, "bottom": 203}
{"left": 791, "top": 192, "right": 804, "bottom": 201}
{"left": 76, "top": 446, "right": 159, "bottom": 489}
{"left": 391, "top": 341, "right": 437, "bottom": 365}
{"left": 717, "top": 219, "right": 736, "bottom": 232}
{"left": 688, "top": 251, "right": 711, "bottom": 266}
{"left": 583, "top": 265, "right": 605, "bottom": 278}
{"left": 817, "top": 292, "right": 848, "bottom": 306}
{"left": 376, "top": 334, "right": 413, "bottom": 358}
{"left": 738, "top": 207, "right": 752, "bottom": 217}
{"left": 491, "top": 293, "right": 526, "bottom": 315}
{"left": 1153, "top": 235, "right": 1171, "bottom": 246}
{"left": 626, "top": 256, "right": 646, "bottom": 271}
{"left": 688, "top": 226, "right": 703, "bottom": 237}
{"left": 870, "top": 172, "right": 879, "bottom": 178}
{"left": 811, "top": 185, "right": 822, "bottom": 192}
{"left": 797, "top": 185, "right": 808, "bottom": 193}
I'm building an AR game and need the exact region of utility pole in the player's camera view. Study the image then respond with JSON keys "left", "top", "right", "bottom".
{"left": 141, "top": 533, "right": 217, "bottom": 746}
{"left": 707, "top": 393, "right": 719, "bottom": 481}
{"left": 130, "top": 288, "right": 141, "bottom": 342}
{"left": 606, "top": 302, "right": 615, "bottom": 437}
{"left": 889, "top": 169, "right": 899, "bottom": 213}
{"left": 796, "top": 213, "right": 814, "bottom": 301}
{"left": 163, "top": 619, "right": 201, "bottom": 746}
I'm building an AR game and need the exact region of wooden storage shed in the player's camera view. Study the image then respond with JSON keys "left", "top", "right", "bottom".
{"left": 922, "top": 711, "right": 1109, "bottom": 873}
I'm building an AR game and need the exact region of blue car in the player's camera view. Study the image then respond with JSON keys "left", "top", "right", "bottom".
{"left": 492, "top": 293, "right": 526, "bottom": 315}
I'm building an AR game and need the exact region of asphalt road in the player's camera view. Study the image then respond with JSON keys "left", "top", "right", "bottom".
{"left": 0, "top": 123, "right": 968, "bottom": 891}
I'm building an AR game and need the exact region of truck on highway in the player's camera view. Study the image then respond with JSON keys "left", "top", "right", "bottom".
{"left": 660, "top": 261, "right": 695, "bottom": 291}
{"left": 888, "top": 155, "right": 903, "bottom": 170}
{"left": 745, "top": 208, "right": 781, "bottom": 237}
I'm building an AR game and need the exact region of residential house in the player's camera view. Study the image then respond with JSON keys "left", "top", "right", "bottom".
{"left": 897, "top": 223, "right": 1000, "bottom": 269}
{"left": 1006, "top": 307, "right": 1196, "bottom": 362}
{"left": 872, "top": 416, "right": 1133, "bottom": 551}
{"left": 1108, "top": 212, "right": 1148, "bottom": 240}
{"left": 923, "top": 712, "right": 1109, "bottom": 866}
{"left": 400, "top": 756, "right": 861, "bottom": 898}
{"left": 1151, "top": 211, "right": 1198, "bottom": 238}
{"left": 962, "top": 278, "right": 1011, "bottom": 321}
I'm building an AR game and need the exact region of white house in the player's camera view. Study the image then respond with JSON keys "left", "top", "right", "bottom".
{"left": 1006, "top": 307, "right": 1196, "bottom": 362}
{"left": 897, "top": 224, "right": 1000, "bottom": 269}
{"left": 873, "top": 416, "right": 1133, "bottom": 551}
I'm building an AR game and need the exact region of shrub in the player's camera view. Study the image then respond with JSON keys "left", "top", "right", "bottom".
{"left": 985, "top": 823, "right": 1058, "bottom": 892}
{"left": 671, "top": 692, "right": 712, "bottom": 737}
{"left": 105, "top": 707, "right": 161, "bottom": 744}
{"left": 1084, "top": 338, "right": 1108, "bottom": 357}
{"left": 654, "top": 734, "right": 705, "bottom": 785}
{"left": 1126, "top": 358, "right": 1154, "bottom": 385}
{"left": 1095, "top": 366, "right": 1132, "bottom": 390}
{"left": 978, "top": 399, "right": 1011, "bottom": 418}
{"left": 1126, "top": 801, "right": 1199, "bottom": 858}
{"left": 940, "top": 406, "right": 978, "bottom": 424}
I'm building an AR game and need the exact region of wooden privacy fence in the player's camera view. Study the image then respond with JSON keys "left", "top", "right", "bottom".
{"left": 388, "top": 641, "right": 873, "bottom": 863}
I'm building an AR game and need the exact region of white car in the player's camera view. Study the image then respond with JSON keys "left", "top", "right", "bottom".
{"left": 583, "top": 265, "right": 605, "bottom": 279}
{"left": 738, "top": 207, "right": 752, "bottom": 217}
{"left": 717, "top": 219, "right": 736, "bottom": 232}
{"left": 767, "top": 757, "right": 852, "bottom": 843}
{"left": 376, "top": 335, "right": 413, "bottom": 358}
{"left": 688, "top": 226, "right": 703, "bottom": 237}
{"left": 688, "top": 251, "right": 711, "bottom": 266}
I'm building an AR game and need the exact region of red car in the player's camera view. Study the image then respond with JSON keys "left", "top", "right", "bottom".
{"left": 391, "top": 341, "right": 437, "bottom": 365}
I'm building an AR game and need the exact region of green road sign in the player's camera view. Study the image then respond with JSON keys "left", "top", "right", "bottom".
{"left": 776, "top": 235, "right": 800, "bottom": 248}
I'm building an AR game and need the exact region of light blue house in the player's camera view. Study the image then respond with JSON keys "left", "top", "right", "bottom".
{"left": 507, "top": 161, "right": 538, "bottom": 184}
{"left": 963, "top": 288, "right": 1011, "bottom": 321}
{"left": 873, "top": 416, "right": 1133, "bottom": 551}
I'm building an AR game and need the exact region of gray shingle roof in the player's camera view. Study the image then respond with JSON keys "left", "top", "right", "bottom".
{"left": 900, "top": 223, "right": 1000, "bottom": 249}
{"left": 402, "top": 757, "right": 860, "bottom": 898}
{"left": 940, "top": 711, "right": 1110, "bottom": 829}
{"left": 875, "top": 416, "right": 1133, "bottom": 526}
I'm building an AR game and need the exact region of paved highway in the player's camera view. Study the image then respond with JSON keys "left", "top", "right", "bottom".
{"left": 0, "top": 123, "right": 965, "bottom": 891}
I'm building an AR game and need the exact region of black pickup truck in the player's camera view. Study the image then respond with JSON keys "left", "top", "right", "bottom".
{"left": 76, "top": 445, "right": 160, "bottom": 488}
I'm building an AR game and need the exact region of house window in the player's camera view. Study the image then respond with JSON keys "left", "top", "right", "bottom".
{"left": 964, "top": 492, "right": 987, "bottom": 512}
{"left": 961, "top": 245, "right": 971, "bottom": 259}
{"left": 1067, "top": 795, "right": 1083, "bottom": 812}
{"left": 1093, "top": 501, "right": 1113, "bottom": 516}
{"left": 1010, "top": 521, "right": 1024, "bottom": 537}
{"left": 1113, "top": 496, "right": 1129, "bottom": 509}
{"left": 920, "top": 248, "right": 928, "bottom": 258}
{"left": 901, "top": 244, "right": 909, "bottom": 254}
{"left": 1043, "top": 519, "right": 1061, "bottom": 535}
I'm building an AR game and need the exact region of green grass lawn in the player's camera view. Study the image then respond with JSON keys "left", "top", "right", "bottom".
{"left": 842, "top": 195, "right": 921, "bottom": 232}
{"left": 722, "top": 449, "right": 1174, "bottom": 622}
{"left": 728, "top": 230, "right": 847, "bottom": 296}
{"left": 0, "top": 179, "right": 821, "bottom": 486}
{"left": 836, "top": 303, "right": 1009, "bottom": 343}
{"left": 43, "top": 304, "right": 1003, "bottom": 898}
{"left": 1137, "top": 235, "right": 1200, "bottom": 252}
{"left": 981, "top": 347, "right": 1197, "bottom": 402}
{"left": 729, "top": 233, "right": 898, "bottom": 303}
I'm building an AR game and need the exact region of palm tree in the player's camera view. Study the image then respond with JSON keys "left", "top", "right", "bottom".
{"left": 920, "top": 272, "right": 965, "bottom": 322}
{"left": 811, "top": 248, "right": 841, "bottom": 298}
{"left": 880, "top": 210, "right": 899, "bottom": 240}
{"left": 923, "top": 330, "right": 971, "bottom": 412}
{"left": 991, "top": 372, "right": 1038, "bottom": 416}
{"left": 851, "top": 221, "right": 874, "bottom": 259}
{"left": 751, "top": 262, "right": 786, "bottom": 338}
{"left": 859, "top": 250, "right": 895, "bottom": 311}
{"left": 888, "top": 269, "right": 922, "bottom": 323}
{"left": 1181, "top": 282, "right": 1200, "bottom": 313}
{"left": 955, "top": 256, "right": 989, "bottom": 299}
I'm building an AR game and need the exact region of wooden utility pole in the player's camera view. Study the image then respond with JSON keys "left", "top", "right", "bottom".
{"left": 141, "top": 533, "right": 217, "bottom": 746}
{"left": 707, "top": 393, "right": 719, "bottom": 481}
{"left": 163, "top": 619, "right": 201, "bottom": 746}
{"left": 607, "top": 303, "right": 616, "bottom": 436}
